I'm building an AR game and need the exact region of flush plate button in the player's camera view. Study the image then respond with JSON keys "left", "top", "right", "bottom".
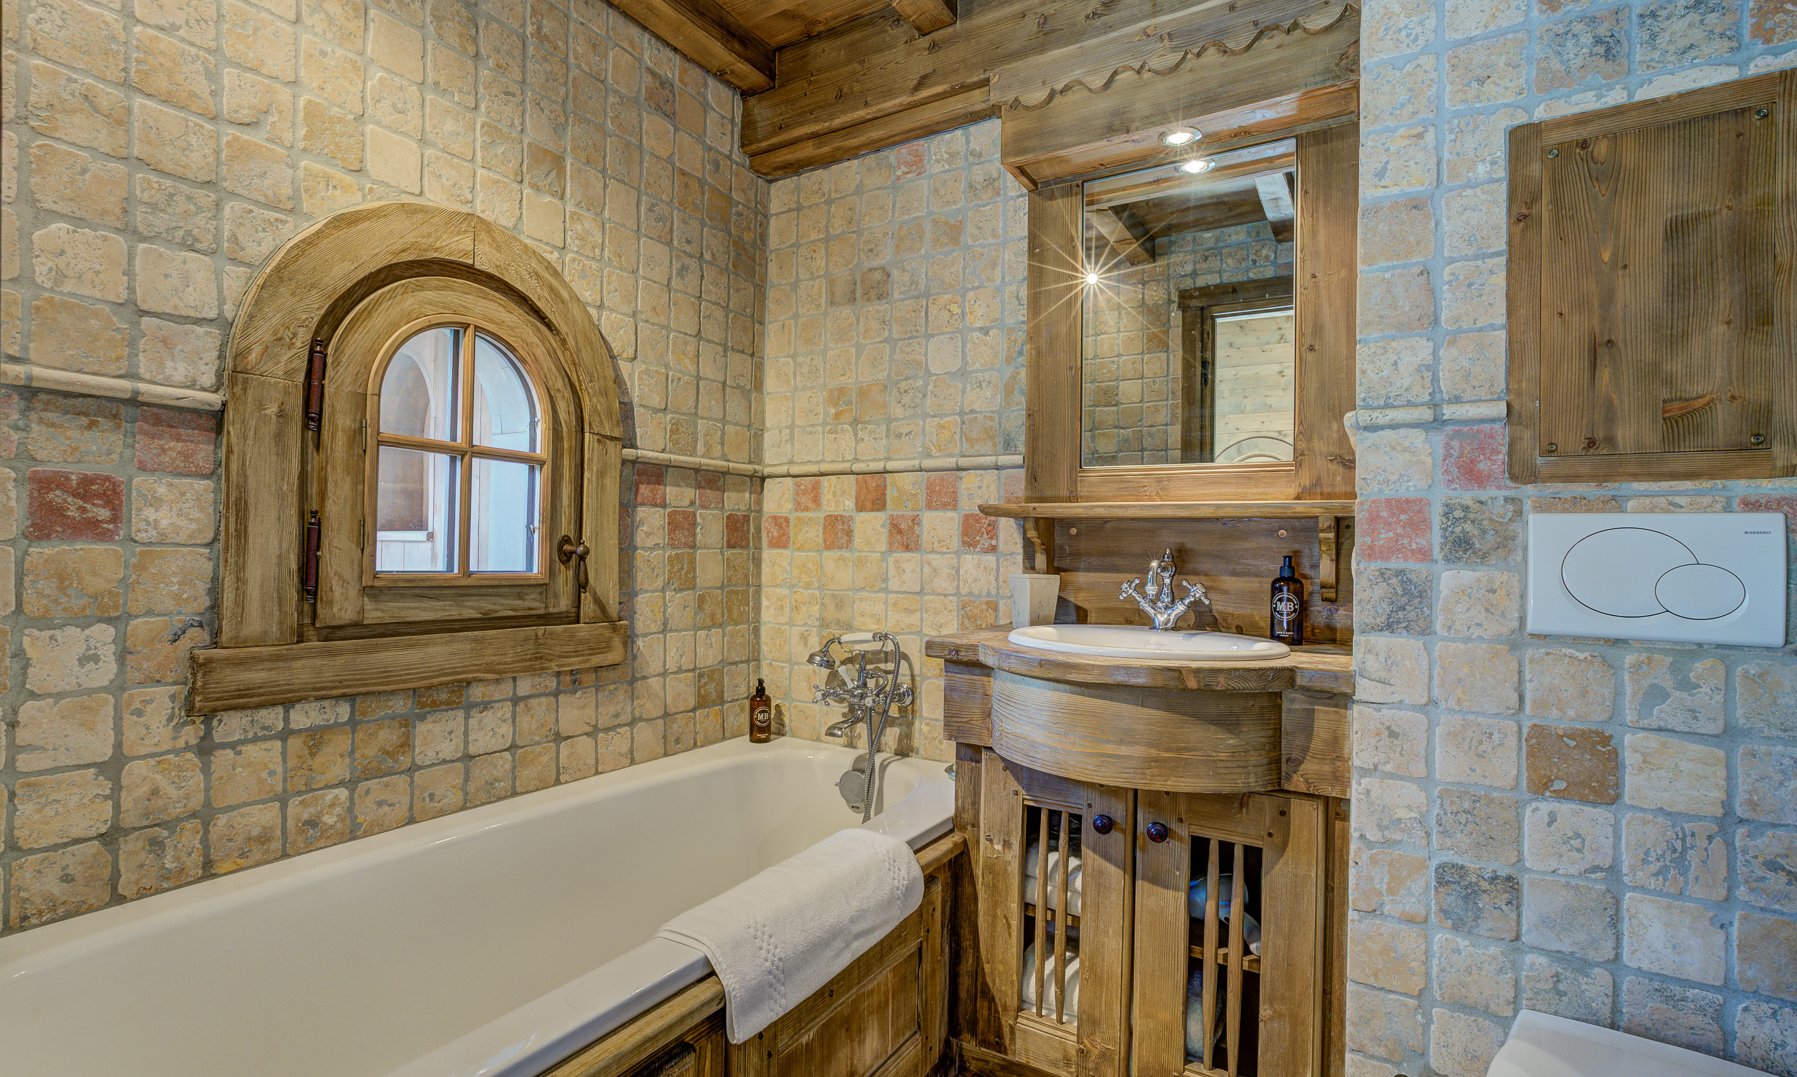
{"left": 1528, "top": 513, "right": 1785, "bottom": 648}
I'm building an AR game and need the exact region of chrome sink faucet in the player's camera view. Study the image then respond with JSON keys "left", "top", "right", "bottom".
{"left": 1120, "top": 548, "right": 1211, "bottom": 631}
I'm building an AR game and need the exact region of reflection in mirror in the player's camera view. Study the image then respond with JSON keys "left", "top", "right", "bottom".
{"left": 1080, "top": 139, "right": 1297, "bottom": 468}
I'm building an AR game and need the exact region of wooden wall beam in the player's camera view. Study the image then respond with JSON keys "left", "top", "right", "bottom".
{"left": 609, "top": 0, "right": 774, "bottom": 93}
{"left": 743, "top": 0, "right": 1348, "bottom": 170}
{"left": 891, "top": 0, "right": 955, "bottom": 35}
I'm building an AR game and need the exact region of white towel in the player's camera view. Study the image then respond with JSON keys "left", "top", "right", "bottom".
{"left": 1019, "top": 938, "right": 1081, "bottom": 1016}
{"left": 655, "top": 828, "right": 923, "bottom": 1043}
{"left": 1024, "top": 843, "right": 1084, "bottom": 916}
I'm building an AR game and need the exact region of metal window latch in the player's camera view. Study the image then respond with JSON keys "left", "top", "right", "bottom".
{"left": 558, "top": 535, "right": 590, "bottom": 594}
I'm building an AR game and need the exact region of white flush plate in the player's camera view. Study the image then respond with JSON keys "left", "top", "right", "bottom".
{"left": 1526, "top": 512, "right": 1787, "bottom": 648}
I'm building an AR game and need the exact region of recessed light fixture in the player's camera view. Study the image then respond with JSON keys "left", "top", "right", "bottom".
{"left": 1084, "top": 271, "right": 1101, "bottom": 285}
{"left": 1161, "top": 128, "right": 1201, "bottom": 147}
{"left": 1179, "top": 157, "right": 1213, "bottom": 175}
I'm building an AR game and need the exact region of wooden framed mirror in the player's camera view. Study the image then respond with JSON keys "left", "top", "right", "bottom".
{"left": 1006, "top": 92, "right": 1360, "bottom": 509}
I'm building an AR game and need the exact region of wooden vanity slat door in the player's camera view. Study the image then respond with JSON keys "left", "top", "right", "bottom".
{"left": 976, "top": 750, "right": 1133, "bottom": 1077}
{"left": 1131, "top": 792, "right": 1325, "bottom": 1077}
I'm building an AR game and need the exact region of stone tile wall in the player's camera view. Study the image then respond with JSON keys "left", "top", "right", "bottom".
{"left": 1, "top": 0, "right": 766, "bottom": 933}
{"left": 757, "top": 122, "right": 1028, "bottom": 761}
{"left": 1349, "top": 2, "right": 1796, "bottom": 1073}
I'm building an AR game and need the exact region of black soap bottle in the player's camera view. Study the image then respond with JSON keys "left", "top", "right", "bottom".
{"left": 1270, "top": 556, "right": 1304, "bottom": 646}
{"left": 749, "top": 679, "right": 772, "bottom": 743}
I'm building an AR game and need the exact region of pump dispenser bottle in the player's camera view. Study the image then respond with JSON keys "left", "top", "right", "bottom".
{"left": 1270, "top": 556, "right": 1304, "bottom": 646}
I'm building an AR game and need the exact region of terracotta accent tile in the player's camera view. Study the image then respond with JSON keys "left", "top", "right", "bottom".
{"left": 1359, "top": 497, "right": 1433, "bottom": 562}
{"left": 666, "top": 508, "right": 695, "bottom": 548}
{"left": 763, "top": 514, "right": 790, "bottom": 548}
{"left": 823, "top": 513, "right": 853, "bottom": 550}
{"left": 697, "top": 471, "right": 723, "bottom": 508}
{"left": 960, "top": 512, "right": 997, "bottom": 552}
{"left": 1739, "top": 494, "right": 1797, "bottom": 533}
{"left": 925, "top": 472, "right": 959, "bottom": 509}
{"left": 794, "top": 477, "right": 821, "bottom": 511}
{"left": 134, "top": 406, "right": 217, "bottom": 475}
{"left": 725, "top": 511, "right": 750, "bottom": 548}
{"left": 889, "top": 512, "right": 921, "bottom": 551}
{"left": 1525, "top": 724, "right": 1619, "bottom": 804}
{"left": 24, "top": 468, "right": 125, "bottom": 540}
{"left": 855, "top": 473, "right": 887, "bottom": 511}
{"left": 895, "top": 142, "right": 926, "bottom": 179}
{"left": 1441, "top": 425, "right": 1510, "bottom": 491}
{"left": 632, "top": 463, "right": 665, "bottom": 506}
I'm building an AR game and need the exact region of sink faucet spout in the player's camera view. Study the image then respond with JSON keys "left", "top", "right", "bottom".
{"left": 1120, "top": 549, "right": 1210, "bottom": 631}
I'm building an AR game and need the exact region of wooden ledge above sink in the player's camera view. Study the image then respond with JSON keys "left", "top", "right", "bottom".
{"left": 978, "top": 500, "right": 1355, "bottom": 521}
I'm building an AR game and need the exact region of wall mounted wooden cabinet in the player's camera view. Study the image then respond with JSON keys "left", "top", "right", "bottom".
{"left": 1507, "top": 70, "right": 1796, "bottom": 484}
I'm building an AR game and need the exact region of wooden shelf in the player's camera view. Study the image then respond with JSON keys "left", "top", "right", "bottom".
{"left": 979, "top": 500, "right": 1354, "bottom": 521}
{"left": 1190, "top": 944, "right": 1261, "bottom": 974}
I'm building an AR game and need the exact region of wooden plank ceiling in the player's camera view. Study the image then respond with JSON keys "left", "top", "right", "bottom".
{"left": 610, "top": 0, "right": 1358, "bottom": 176}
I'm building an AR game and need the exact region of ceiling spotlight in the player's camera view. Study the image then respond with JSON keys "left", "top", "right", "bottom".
{"left": 1179, "top": 157, "right": 1213, "bottom": 175}
{"left": 1084, "top": 271, "right": 1101, "bottom": 285}
{"left": 1161, "top": 128, "right": 1201, "bottom": 147}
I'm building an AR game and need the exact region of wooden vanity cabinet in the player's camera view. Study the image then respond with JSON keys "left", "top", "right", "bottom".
{"left": 964, "top": 751, "right": 1330, "bottom": 1077}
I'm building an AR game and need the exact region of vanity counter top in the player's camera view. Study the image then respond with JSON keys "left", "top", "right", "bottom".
{"left": 924, "top": 627, "right": 1353, "bottom": 696}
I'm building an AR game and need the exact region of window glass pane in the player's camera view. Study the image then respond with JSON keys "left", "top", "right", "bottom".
{"left": 379, "top": 327, "right": 461, "bottom": 441}
{"left": 470, "top": 457, "right": 540, "bottom": 573}
{"left": 472, "top": 333, "right": 539, "bottom": 452}
{"left": 374, "top": 447, "right": 458, "bottom": 573}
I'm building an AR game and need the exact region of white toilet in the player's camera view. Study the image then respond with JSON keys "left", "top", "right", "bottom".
{"left": 1487, "top": 1011, "right": 1772, "bottom": 1077}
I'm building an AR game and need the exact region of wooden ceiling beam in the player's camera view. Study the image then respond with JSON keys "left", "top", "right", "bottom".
{"left": 742, "top": 0, "right": 1348, "bottom": 163}
{"left": 1255, "top": 173, "right": 1297, "bottom": 243}
{"left": 1086, "top": 206, "right": 1156, "bottom": 266}
{"left": 609, "top": 0, "right": 775, "bottom": 93}
{"left": 891, "top": 0, "right": 955, "bottom": 35}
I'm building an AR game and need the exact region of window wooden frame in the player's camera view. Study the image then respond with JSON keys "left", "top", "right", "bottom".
{"left": 192, "top": 203, "right": 626, "bottom": 714}
{"left": 366, "top": 317, "right": 551, "bottom": 586}
{"left": 314, "top": 277, "right": 583, "bottom": 635}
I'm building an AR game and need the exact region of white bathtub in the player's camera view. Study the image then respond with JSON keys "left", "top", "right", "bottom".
{"left": 0, "top": 738, "right": 954, "bottom": 1077}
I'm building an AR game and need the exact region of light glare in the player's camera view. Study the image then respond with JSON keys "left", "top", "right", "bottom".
{"left": 1161, "top": 128, "right": 1200, "bottom": 147}
{"left": 1179, "top": 157, "right": 1212, "bottom": 175}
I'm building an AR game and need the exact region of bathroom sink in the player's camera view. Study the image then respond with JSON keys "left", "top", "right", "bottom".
{"left": 1007, "top": 625, "right": 1291, "bottom": 661}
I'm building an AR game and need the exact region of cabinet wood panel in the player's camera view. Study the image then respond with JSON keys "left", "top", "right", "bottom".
{"left": 1509, "top": 71, "right": 1796, "bottom": 482}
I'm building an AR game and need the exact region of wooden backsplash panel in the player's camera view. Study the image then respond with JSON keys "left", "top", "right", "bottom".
{"left": 1508, "top": 70, "right": 1795, "bottom": 483}
{"left": 1049, "top": 517, "right": 1353, "bottom": 644}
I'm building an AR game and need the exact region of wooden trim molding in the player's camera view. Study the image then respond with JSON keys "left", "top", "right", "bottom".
{"left": 741, "top": 0, "right": 1356, "bottom": 177}
{"left": 202, "top": 203, "right": 626, "bottom": 712}
{"left": 191, "top": 621, "right": 629, "bottom": 714}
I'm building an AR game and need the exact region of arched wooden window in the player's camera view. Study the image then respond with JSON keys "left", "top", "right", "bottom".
{"left": 194, "top": 204, "right": 624, "bottom": 713}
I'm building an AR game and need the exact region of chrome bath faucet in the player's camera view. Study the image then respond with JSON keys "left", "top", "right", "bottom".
{"left": 1120, "top": 548, "right": 1210, "bottom": 631}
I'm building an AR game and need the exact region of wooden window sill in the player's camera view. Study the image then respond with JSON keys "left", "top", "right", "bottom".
{"left": 189, "top": 620, "right": 628, "bottom": 713}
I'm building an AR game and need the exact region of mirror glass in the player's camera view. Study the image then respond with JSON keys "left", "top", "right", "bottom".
{"left": 1080, "top": 138, "right": 1297, "bottom": 468}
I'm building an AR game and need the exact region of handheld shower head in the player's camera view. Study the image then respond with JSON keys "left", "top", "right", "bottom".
{"left": 806, "top": 644, "right": 838, "bottom": 670}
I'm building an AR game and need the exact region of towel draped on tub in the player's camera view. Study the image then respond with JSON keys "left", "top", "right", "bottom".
{"left": 655, "top": 827, "right": 924, "bottom": 1043}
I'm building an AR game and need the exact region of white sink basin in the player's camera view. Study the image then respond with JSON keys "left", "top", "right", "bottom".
{"left": 1007, "top": 625, "right": 1292, "bottom": 661}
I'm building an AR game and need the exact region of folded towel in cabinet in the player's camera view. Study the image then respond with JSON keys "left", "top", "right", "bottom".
{"left": 655, "top": 827, "right": 923, "bottom": 1043}
{"left": 1188, "top": 874, "right": 1262, "bottom": 956}
{"left": 1024, "top": 842, "right": 1084, "bottom": 916}
{"left": 1019, "top": 938, "right": 1081, "bottom": 1017}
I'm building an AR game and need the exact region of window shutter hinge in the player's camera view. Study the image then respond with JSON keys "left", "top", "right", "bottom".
{"left": 302, "top": 509, "right": 322, "bottom": 603}
{"left": 304, "top": 339, "right": 328, "bottom": 431}
{"left": 359, "top": 519, "right": 365, "bottom": 550}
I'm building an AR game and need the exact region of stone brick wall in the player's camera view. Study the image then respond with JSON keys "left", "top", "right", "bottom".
{"left": 757, "top": 122, "right": 1028, "bottom": 761}
{"left": 1349, "top": 2, "right": 1796, "bottom": 1073}
{"left": 1, "top": 0, "right": 766, "bottom": 933}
